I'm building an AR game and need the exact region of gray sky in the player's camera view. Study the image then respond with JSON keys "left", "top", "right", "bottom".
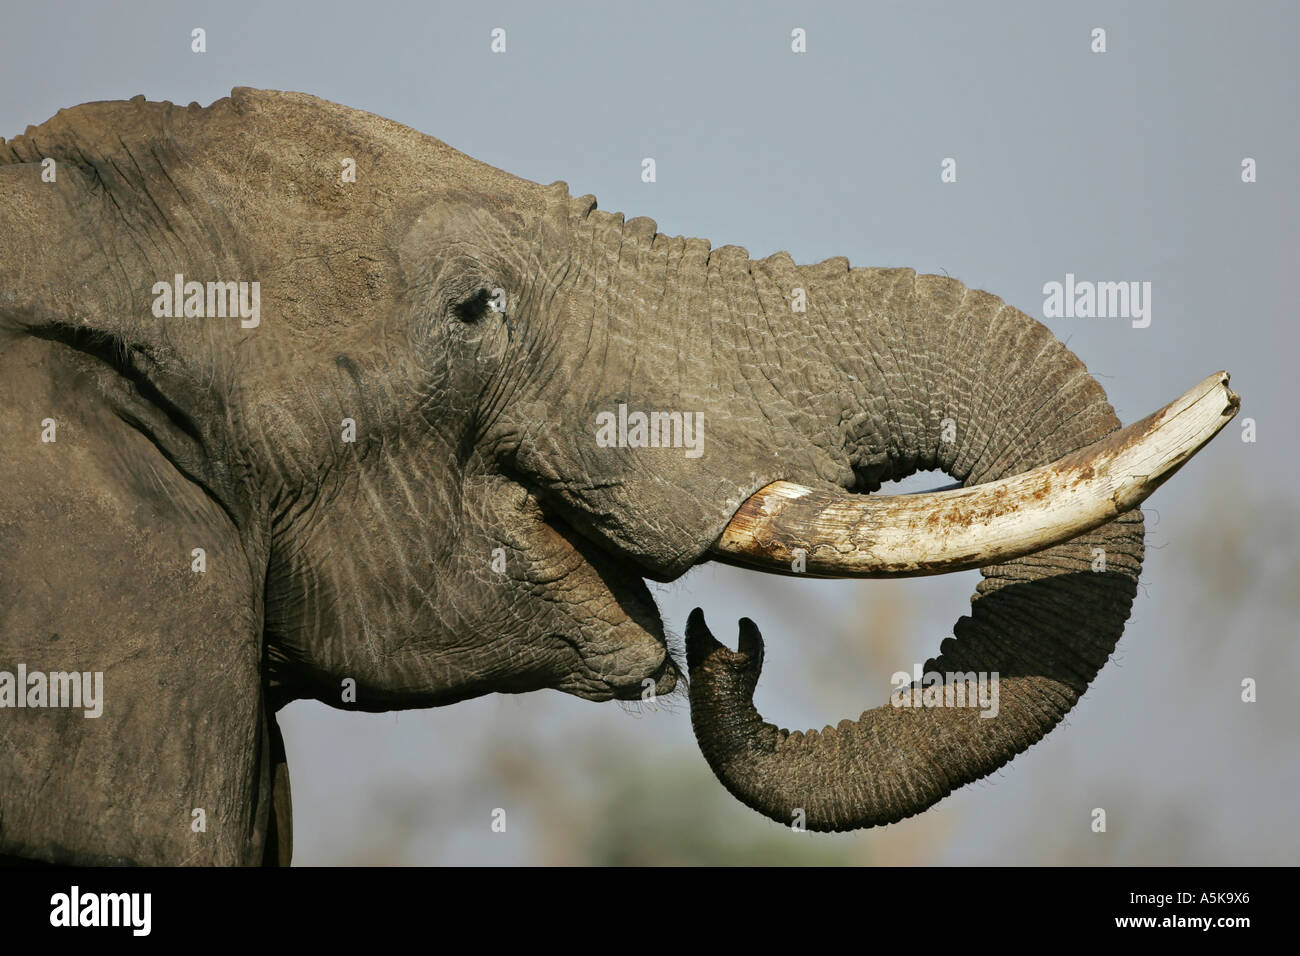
{"left": 4, "top": 1, "right": 1295, "bottom": 863}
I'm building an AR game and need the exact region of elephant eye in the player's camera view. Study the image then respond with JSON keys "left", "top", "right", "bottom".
{"left": 452, "top": 287, "right": 497, "bottom": 323}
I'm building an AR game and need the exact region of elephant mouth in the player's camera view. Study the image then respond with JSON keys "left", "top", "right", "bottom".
{"left": 529, "top": 499, "right": 682, "bottom": 704}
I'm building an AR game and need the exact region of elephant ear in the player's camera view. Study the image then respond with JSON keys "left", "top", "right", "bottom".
{"left": 0, "top": 158, "right": 287, "bottom": 864}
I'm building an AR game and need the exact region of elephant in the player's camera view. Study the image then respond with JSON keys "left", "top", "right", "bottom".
{"left": 0, "top": 88, "right": 1237, "bottom": 865}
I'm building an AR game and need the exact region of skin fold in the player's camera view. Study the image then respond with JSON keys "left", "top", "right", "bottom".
{"left": 1, "top": 88, "right": 1152, "bottom": 862}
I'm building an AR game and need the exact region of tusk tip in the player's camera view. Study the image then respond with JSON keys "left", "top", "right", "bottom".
{"left": 1215, "top": 371, "right": 1241, "bottom": 417}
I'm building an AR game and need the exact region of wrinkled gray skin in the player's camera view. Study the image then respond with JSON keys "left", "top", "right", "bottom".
{"left": 0, "top": 90, "right": 1142, "bottom": 863}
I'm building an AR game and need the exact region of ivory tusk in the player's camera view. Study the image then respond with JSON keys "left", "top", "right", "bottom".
{"left": 710, "top": 371, "right": 1240, "bottom": 578}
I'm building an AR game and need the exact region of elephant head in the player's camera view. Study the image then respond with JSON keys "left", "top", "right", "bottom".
{"left": 0, "top": 89, "right": 1237, "bottom": 862}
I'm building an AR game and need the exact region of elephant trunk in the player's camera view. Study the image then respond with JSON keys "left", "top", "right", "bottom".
{"left": 684, "top": 256, "right": 1231, "bottom": 831}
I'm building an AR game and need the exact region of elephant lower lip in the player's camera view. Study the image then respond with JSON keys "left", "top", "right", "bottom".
{"left": 533, "top": 507, "right": 679, "bottom": 701}
{"left": 612, "top": 657, "right": 678, "bottom": 701}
